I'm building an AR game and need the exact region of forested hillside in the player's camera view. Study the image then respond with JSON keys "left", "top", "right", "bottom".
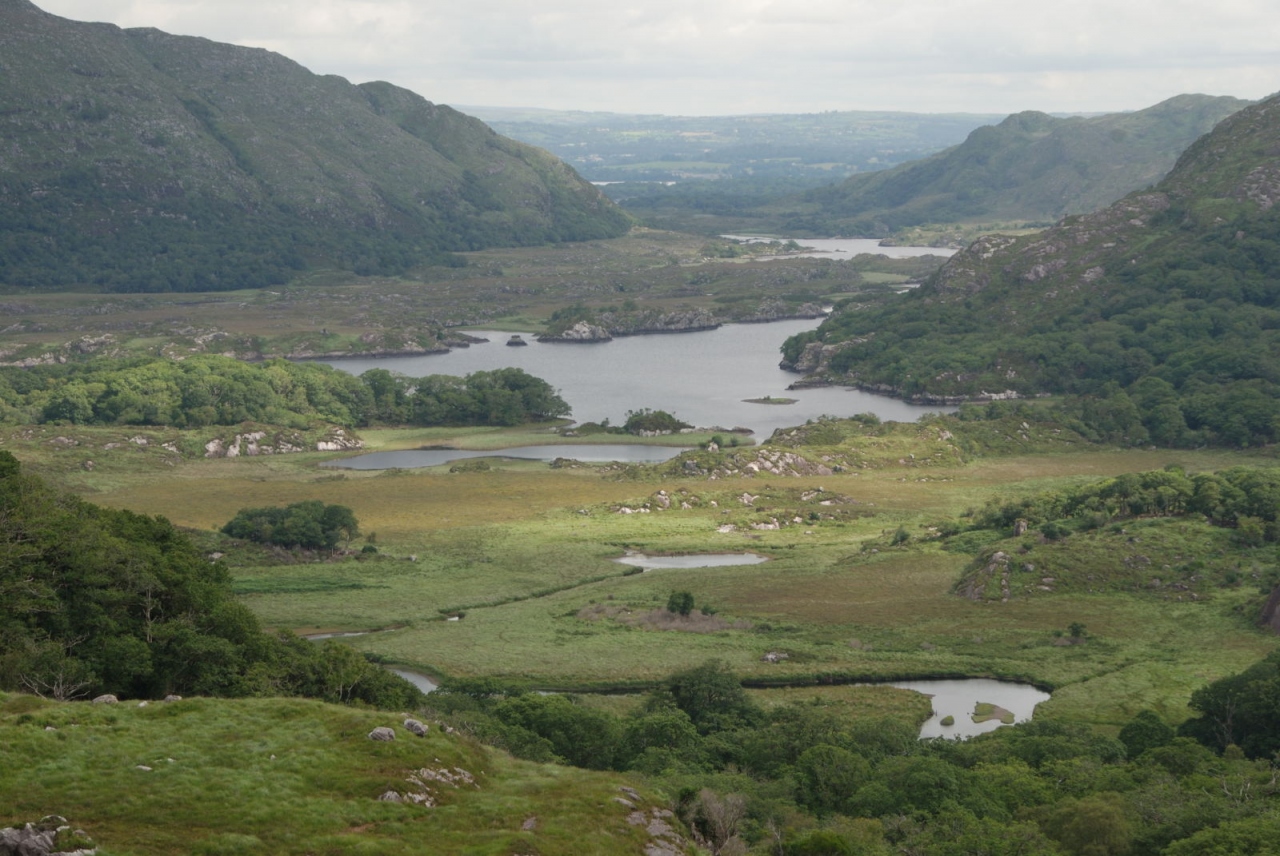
{"left": 786, "top": 94, "right": 1249, "bottom": 235}
{"left": 783, "top": 93, "right": 1280, "bottom": 447}
{"left": 0, "top": 0, "right": 629, "bottom": 292}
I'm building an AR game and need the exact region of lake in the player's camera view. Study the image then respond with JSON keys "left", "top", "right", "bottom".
{"left": 722, "top": 235, "right": 957, "bottom": 261}
{"left": 322, "top": 318, "right": 946, "bottom": 438}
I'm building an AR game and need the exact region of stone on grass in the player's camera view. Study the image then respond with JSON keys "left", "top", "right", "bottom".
{"left": 403, "top": 718, "right": 428, "bottom": 737}
{"left": 368, "top": 727, "right": 396, "bottom": 742}
{"left": 91, "top": 694, "right": 118, "bottom": 705}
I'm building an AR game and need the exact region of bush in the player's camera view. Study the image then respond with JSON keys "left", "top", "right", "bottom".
{"left": 623, "top": 408, "right": 692, "bottom": 435}
{"left": 222, "top": 501, "right": 359, "bottom": 550}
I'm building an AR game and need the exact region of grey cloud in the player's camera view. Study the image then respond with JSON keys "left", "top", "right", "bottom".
{"left": 34, "top": 0, "right": 1280, "bottom": 114}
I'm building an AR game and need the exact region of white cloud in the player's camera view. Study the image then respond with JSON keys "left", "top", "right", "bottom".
{"left": 33, "top": 0, "right": 1280, "bottom": 114}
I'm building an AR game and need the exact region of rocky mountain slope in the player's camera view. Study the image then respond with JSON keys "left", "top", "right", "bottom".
{"left": 0, "top": 0, "right": 629, "bottom": 292}
{"left": 788, "top": 94, "right": 1250, "bottom": 234}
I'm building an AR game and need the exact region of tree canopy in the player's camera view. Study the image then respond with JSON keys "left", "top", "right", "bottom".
{"left": 0, "top": 356, "right": 569, "bottom": 430}
{"left": 0, "top": 451, "right": 417, "bottom": 706}
{"left": 222, "top": 502, "right": 359, "bottom": 551}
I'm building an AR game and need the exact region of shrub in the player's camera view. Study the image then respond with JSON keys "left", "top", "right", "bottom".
{"left": 222, "top": 501, "right": 359, "bottom": 550}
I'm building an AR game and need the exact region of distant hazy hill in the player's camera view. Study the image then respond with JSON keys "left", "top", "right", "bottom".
{"left": 0, "top": 0, "right": 629, "bottom": 292}
{"left": 787, "top": 94, "right": 1251, "bottom": 235}
{"left": 783, "top": 93, "right": 1280, "bottom": 446}
{"left": 465, "top": 106, "right": 1006, "bottom": 184}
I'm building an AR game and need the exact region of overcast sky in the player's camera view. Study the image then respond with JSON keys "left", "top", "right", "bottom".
{"left": 35, "top": 0, "right": 1280, "bottom": 116}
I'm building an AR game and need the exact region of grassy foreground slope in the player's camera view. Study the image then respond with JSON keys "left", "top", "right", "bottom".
{"left": 0, "top": 692, "right": 681, "bottom": 855}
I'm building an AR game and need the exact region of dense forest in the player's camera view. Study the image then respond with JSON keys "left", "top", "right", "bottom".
{"left": 423, "top": 655, "right": 1280, "bottom": 855}
{"left": 0, "top": 452, "right": 418, "bottom": 706}
{"left": 0, "top": 356, "right": 569, "bottom": 429}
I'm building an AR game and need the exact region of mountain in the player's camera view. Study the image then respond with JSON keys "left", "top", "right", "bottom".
{"left": 785, "top": 94, "right": 1251, "bottom": 235}
{"left": 0, "top": 0, "right": 629, "bottom": 292}
{"left": 782, "top": 93, "right": 1280, "bottom": 447}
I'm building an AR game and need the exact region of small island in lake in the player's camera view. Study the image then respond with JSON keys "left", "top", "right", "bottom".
{"left": 743, "top": 395, "right": 798, "bottom": 405}
{"left": 972, "top": 702, "right": 1016, "bottom": 725}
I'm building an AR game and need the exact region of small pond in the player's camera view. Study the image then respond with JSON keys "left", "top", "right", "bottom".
{"left": 613, "top": 553, "right": 769, "bottom": 570}
{"left": 304, "top": 630, "right": 378, "bottom": 640}
{"left": 883, "top": 678, "right": 1051, "bottom": 739}
{"left": 388, "top": 668, "right": 439, "bottom": 694}
{"left": 322, "top": 444, "right": 689, "bottom": 470}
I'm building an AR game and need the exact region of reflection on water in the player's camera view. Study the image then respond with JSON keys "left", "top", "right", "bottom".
{"left": 388, "top": 668, "right": 438, "bottom": 694}
{"left": 323, "top": 444, "right": 688, "bottom": 470}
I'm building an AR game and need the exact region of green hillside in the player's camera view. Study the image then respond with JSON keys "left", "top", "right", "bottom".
{"left": 784, "top": 94, "right": 1250, "bottom": 235}
{"left": 782, "top": 92, "right": 1280, "bottom": 447}
{"left": 0, "top": 0, "right": 629, "bottom": 293}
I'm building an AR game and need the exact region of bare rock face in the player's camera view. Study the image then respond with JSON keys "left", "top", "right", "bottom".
{"left": 368, "top": 727, "right": 397, "bottom": 742}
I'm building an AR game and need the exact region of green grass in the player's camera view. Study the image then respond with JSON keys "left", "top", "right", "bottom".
{"left": 10, "top": 420, "right": 1279, "bottom": 732}
{"left": 0, "top": 693, "right": 670, "bottom": 855}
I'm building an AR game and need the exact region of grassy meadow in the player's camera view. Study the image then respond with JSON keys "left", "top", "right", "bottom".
{"left": 8, "top": 415, "right": 1276, "bottom": 735}
{"left": 0, "top": 692, "right": 671, "bottom": 856}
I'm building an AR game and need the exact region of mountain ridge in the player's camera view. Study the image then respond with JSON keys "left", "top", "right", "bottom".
{"left": 0, "top": 0, "right": 629, "bottom": 292}
{"left": 785, "top": 93, "right": 1252, "bottom": 235}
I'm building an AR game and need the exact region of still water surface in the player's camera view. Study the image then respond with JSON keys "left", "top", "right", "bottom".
{"left": 886, "top": 679, "right": 1051, "bottom": 739}
{"left": 723, "top": 236, "right": 957, "bottom": 261}
{"left": 613, "top": 553, "right": 769, "bottom": 570}
{"left": 322, "top": 319, "right": 946, "bottom": 437}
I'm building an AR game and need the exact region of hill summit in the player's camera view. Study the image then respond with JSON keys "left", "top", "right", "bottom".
{"left": 0, "top": 0, "right": 629, "bottom": 292}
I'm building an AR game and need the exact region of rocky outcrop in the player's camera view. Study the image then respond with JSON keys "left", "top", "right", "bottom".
{"left": 203, "top": 427, "right": 361, "bottom": 458}
{"left": 673, "top": 448, "right": 837, "bottom": 480}
{"left": 314, "top": 428, "right": 363, "bottom": 453}
{"left": 537, "top": 320, "right": 613, "bottom": 343}
{"left": 956, "top": 551, "right": 1013, "bottom": 602}
{"left": 780, "top": 340, "right": 859, "bottom": 373}
{"left": 0, "top": 817, "right": 97, "bottom": 856}
{"left": 740, "top": 300, "right": 826, "bottom": 324}
{"left": 377, "top": 766, "right": 479, "bottom": 807}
